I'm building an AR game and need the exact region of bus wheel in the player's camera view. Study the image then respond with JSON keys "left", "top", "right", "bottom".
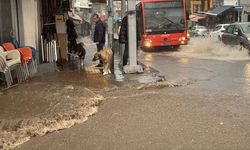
{"left": 142, "top": 47, "right": 154, "bottom": 52}
{"left": 172, "top": 45, "right": 180, "bottom": 50}
{"left": 239, "top": 43, "right": 245, "bottom": 51}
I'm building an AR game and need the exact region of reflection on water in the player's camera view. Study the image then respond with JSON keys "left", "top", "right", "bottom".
{"left": 145, "top": 53, "right": 153, "bottom": 61}
{"left": 178, "top": 58, "right": 189, "bottom": 64}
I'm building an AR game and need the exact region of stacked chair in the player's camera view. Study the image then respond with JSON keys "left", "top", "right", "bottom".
{"left": 12, "top": 40, "right": 38, "bottom": 77}
{"left": 0, "top": 46, "right": 22, "bottom": 87}
{"left": 0, "top": 41, "right": 38, "bottom": 88}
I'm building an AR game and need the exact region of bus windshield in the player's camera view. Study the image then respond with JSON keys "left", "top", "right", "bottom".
{"left": 144, "top": 1, "right": 185, "bottom": 34}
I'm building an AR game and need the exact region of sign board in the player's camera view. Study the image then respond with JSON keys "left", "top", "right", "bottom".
{"left": 55, "top": 15, "right": 64, "bottom": 23}
{"left": 74, "top": 0, "right": 91, "bottom": 8}
{"left": 235, "top": 6, "right": 243, "bottom": 11}
{"left": 223, "top": 0, "right": 238, "bottom": 6}
{"left": 56, "top": 22, "right": 66, "bottom": 34}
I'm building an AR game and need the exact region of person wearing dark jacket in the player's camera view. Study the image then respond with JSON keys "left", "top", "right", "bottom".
{"left": 66, "top": 19, "right": 77, "bottom": 53}
{"left": 119, "top": 15, "right": 140, "bottom": 66}
{"left": 92, "top": 14, "right": 106, "bottom": 67}
{"left": 119, "top": 16, "right": 128, "bottom": 66}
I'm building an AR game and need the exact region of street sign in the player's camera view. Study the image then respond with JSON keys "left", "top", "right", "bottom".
{"left": 55, "top": 15, "right": 64, "bottom": 23}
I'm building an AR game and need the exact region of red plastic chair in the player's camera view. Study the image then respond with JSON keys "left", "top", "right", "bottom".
{"left": 2, "top": 42, "right": 15, "bottom": 50}
{"left": 2, "top": 42, "right": 32, "bottom": 63}
{"left": 2, "top": 42, "right": 33, "bottom": 79}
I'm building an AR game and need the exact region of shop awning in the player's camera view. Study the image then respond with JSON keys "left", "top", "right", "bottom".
{"left": 206, "top": 6, "right": 233, "bottom": 16}
{"left": 68, "top": 11, "right": 82, "bottom": 21}
{"left": 234, "top": 6, "right": 243, "bottom": 11}
{"left": 189, "top": 14, "right": 206, "bottom": 22}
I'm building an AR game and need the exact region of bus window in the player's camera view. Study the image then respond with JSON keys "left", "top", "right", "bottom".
{"left": 144, "top": 1, "right": 185, "bottom": 34}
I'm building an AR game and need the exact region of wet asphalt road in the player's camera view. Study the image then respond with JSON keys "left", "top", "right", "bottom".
{"left": 139, "top": 38, "right": 250, "bottom": 95}
{"left": 140, "top": 51, "right": 250, "bottom": 94}
{"left": 12, "top": 38, "right": 250, "bottom": 150}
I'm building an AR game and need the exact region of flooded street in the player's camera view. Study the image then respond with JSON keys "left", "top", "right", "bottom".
{"left": 1, "top": 37, "right": 250, "bottom": 149}
{"left": 0, "top": 65, "right": 108, "bottom": 149}
{"left": 0, "top": 37, "right": 160, "bottom": 149}
{"left": 174, "top": 37, "right": 250, "bottom": 61}
{"left": 140, "top": 37, "right": 250, "bottom": 94}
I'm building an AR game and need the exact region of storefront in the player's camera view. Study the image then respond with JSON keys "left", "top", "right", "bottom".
{"left": 0, "top": 0, "right": 39, "bottom": 48}
{"left": 0, "top": 0, "right": 19, "bottom": 44}
{"left": 243, "top": 11, "right": 250, "bottom": 22}
{"left": 189, "top": 14, "right": 207, "bottom": 27}
{"left": 241, "top": 0, "right": 250, "bottom": 22}
{"left": 206, "top": 6, "right": 237, "bottom": 28}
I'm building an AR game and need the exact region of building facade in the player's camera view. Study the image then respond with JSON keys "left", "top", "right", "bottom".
{"left": 0, "top": 0, "right": 39, "bottom": 48}
{"left": 241, "top": 0, "right": 250, "bottom": 22}
{"left": 190, "top": 0, "right": 215, "bottom": 14}
{"left": 224, "top": 0, "right": 238, "bottom": 6}
{"left": 188, "top": 0, "right": 215, "bottom": 26}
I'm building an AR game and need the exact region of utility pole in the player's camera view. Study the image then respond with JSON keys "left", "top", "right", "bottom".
{"left": 107, "top": 0, "right": 114, "bottom": 48}
{"left": 237, "top": 0, "right": 241, "bottom": 22}
{"left": 120, "top": 0, "right": 126, "bottom": 63}
{"left": 123, "top": 0, "right": 143, "bottom": 74}
{"left": 121, "top": 0, "right": 126, "bottom": 18}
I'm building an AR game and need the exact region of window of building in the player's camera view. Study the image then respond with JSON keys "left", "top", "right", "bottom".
{"left": 0, "top": 0, "right": 18, "bottom": 44}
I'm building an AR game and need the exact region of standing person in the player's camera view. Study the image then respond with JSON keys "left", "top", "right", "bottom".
{"left": 119, "top": 15, "right": 128, "bottom": 66}
{"left": 92, "top": 13, "right": 106, "bottom": 67}
{"left": 119, "top": 15, "right": 140, "bottom": 66}
{"left": 66, "top": 18, "right": 77, "bottom": 53}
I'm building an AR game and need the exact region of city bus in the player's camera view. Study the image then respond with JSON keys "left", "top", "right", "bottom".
{"left": 136, "top": 0, "right": 189, "bottom": 50}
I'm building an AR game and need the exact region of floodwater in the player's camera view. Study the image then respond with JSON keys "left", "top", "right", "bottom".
{"left": 2, "top": 36, "right": 250, "bottom": 149}
{"left": 0, "top": 36, "right": 112, "bottom": 149}
{"left": 0, "top": 62, "right": 164, "bottom": 150}
{"left": 173, "top": 37, "right": 250, "bottom": 61}
{"left": 139, "top": 37, "right": 250, "bottom": 95}
{"left": 0, "top": 36, "right": 163, "bottom": 150}
{"left": 0, "top": 63, "right": 110, "bottom": 149}
{"left": 10, "top": 37, "right": 250, "bottom": 150}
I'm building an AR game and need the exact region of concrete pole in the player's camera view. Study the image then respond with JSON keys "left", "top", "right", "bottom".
{"left": 107, "top": 0, "right": 114, "bottom": 48}
{"left": 107, "top": 0, "right": 114, "bottom": 71}
{"left": 242, "top": 5, "right": 245, "bottom": 22}
{"left": 121, "top": 0, "right": 126, "bottom": 18}
{"left": 120, "top": 0, "right": 126, "bottom": 63}
{"left": 238, "top": 0, "right": 240, "bottom": 22}
{"left": 123, "top": 0, "right": 143, "bottom": 73}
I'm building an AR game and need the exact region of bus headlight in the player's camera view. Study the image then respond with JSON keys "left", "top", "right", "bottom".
{"left": 144, "top": 39, "right": 152, "bottom": 47}
{"left": 179, "top": 37, "right": 186, "bottom": 41}
{"left": 187, "top": 32, "right": 190, "bottom": 39}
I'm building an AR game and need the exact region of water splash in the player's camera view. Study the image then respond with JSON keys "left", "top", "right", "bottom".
{"left": 173, "top": 37, "right": 250, "bottom": 61}
{"left": 0, "top": 88, "right": 104, "bottom": 150}
{"left": 137, "top": 79, "right": 194, "bottom": 90}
